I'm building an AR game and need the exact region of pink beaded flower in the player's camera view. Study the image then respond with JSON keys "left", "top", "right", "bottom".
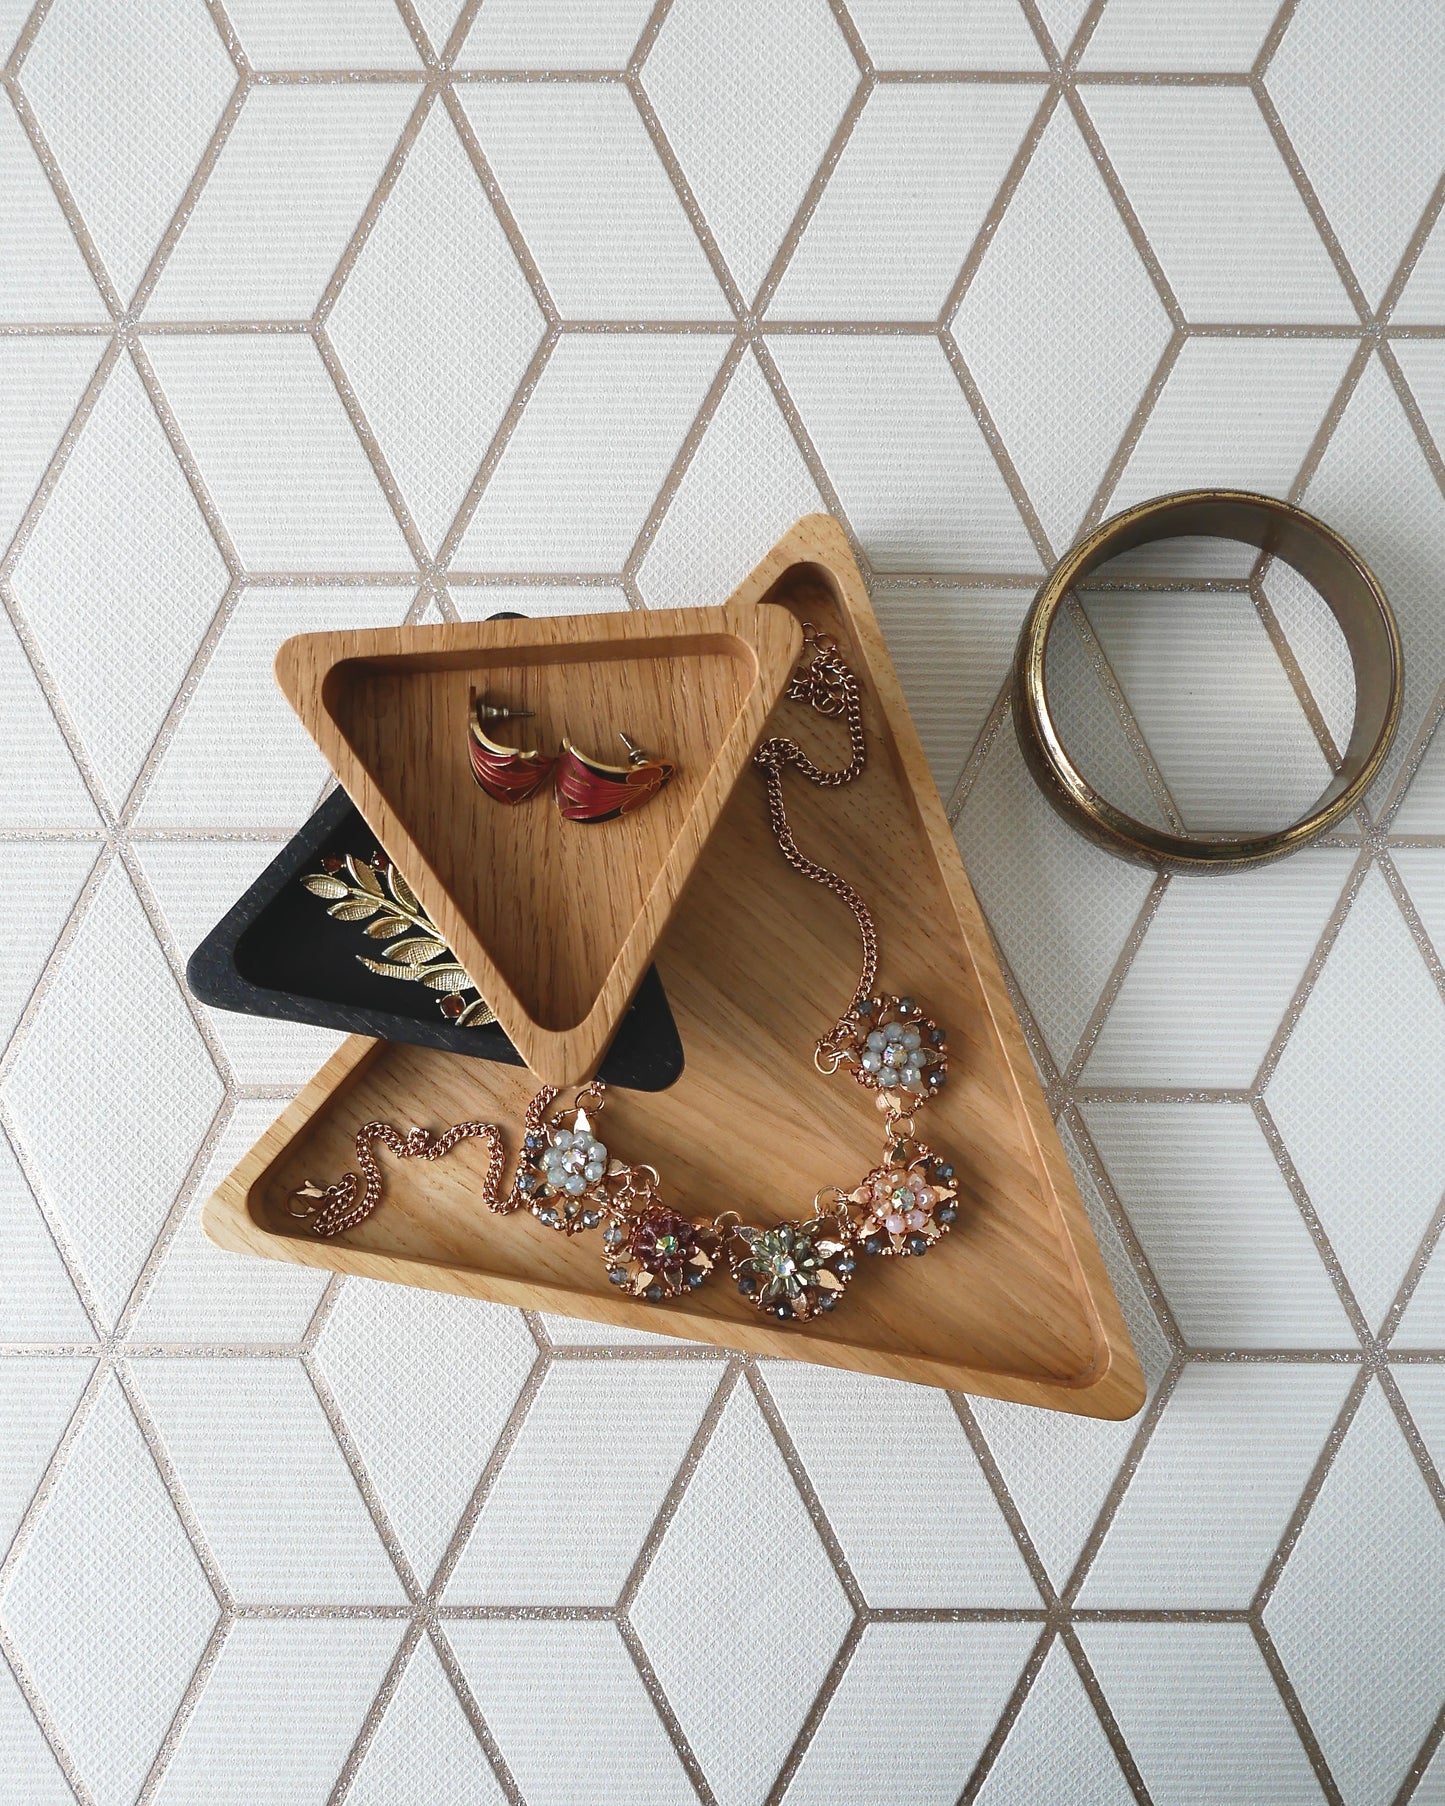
{"left": 849, "top": 1155, "right": 957, "bottom": 1257}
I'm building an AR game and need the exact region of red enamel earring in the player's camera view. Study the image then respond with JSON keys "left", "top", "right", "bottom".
{"left": 467, "top": 692, "right": 557, "bottom": 804}
{"left": 555, "top": 732, "right": 675, "bottom": 824}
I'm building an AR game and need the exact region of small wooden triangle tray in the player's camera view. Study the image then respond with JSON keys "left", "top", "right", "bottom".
{"left": 209, "top": 518, "right": 1143, "bottom": 1416}
{"left": 275, "top": 601, "right": 803, "bottom": 1087}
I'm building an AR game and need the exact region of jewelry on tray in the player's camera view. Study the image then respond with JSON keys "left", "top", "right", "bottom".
{"left": 293, "top": 622, "right": 963, "bottom": 1329}
{"left": 555, "top": 731, "right": 675, "bottom": 823}
{"left": 300, "top": 851, "right": 496, "bottom": 1029}
{"left": 467, "top": 692, "right": 557, "bottom": 805}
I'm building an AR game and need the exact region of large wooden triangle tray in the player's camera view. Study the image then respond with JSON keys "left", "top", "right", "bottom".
{"left": 209, "top": 518, "right": 1143, "bottom": 1416}
{"left": 275, "top": 601, "right": 803, "bottom": 1087}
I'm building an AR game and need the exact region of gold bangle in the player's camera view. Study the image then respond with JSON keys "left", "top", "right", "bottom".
{"left": 1012, "top": 489, "right": 1403, "bottom": 874}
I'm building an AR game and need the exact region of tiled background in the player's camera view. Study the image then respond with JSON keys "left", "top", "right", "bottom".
{"left": 2, "top": 0, "right": 1444, "bottom": 1801}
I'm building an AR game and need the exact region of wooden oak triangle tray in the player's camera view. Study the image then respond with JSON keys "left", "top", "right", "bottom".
{"left": 211, "top": 518, "right": 1143, "bottom": 1416}
{"left": 275, "top": 602, "right": 803, "bottom": 1087}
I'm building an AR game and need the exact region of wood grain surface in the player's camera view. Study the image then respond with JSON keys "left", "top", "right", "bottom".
{"left": 209, "top": 517, "right": 1144, "bottom": 1417}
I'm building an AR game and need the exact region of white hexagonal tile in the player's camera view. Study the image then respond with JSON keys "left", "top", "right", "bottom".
{"left": 19, "top": 0, "right": 236, "bottom": 302}
{"left": 347, "top": 1638, "right": 503, "bottom": 1806}
{"left": 316, "top": 1281, "right": 537, "bottom": 1586}
{"left": 1267, "top": 867, "right": 1445, "bottom": 1329}
{"left": 449, "top": 1618, "right": 695, "bottom": 1806}
{"left": 458, "top": 82, "right": 727, "bottom": 319}
{"left": 0, "top": 336, "right": 101, "bottom": 551}
{"left": 135, "top": 1356, "right": 406, "bottom": 1603}
{"left": 1266, "top": 1378, "right": 1445, "bottom": 1806}
{"left": 791, "top": 1621, "right": 1037, "bottom": 1806}
{"left": 761, "top": 1363, "right": 1039, "bottom": 1606}
{"left": 455, "top": 0, "right": 658, "bottom": 69}
{"left": 1083, "top": 853, "right": 1354, "bottom": 1088}
{"left": 0, "top": 1376, "right": 219, "bottom": 1806}
{"left": 630, "top": 1381, "right": 852, "bottom": 1806}
{"left": 0, "top": 607, "right": 99, "bottom": 832}
{"left": 1077, "top": 1362, "right": 1352, "bottom": 1607}
{"left": 0, "top": 1355, "right": 91, "bottom": 1555}
{"left": 845, "top": 0, "right": 1045, "bottom": 70}
{"left": 0, "top": 92, "right": 108, "bottom": 322}
{"left": 152, "top": 1617, "right": 402, "bottom": 1806}
{"left": 0, "top": 1135, "right": 92, "bottom": 1344}
{"left": 1081, "top": 0, "right": 1283, "bottom": 69}
{"left": 1083, "top": 86, "right": 1354, "bottom": 323}
{"left": 955, "top": 721, "right": 1156, "bottom": 1067}
{"left": 1082, "top": 1621, "right": 1326, "bottom": 1805}
{"left": 452, "top": 332, "right": 725, "bottom": 571}
{"left": 445, "top": 1356, "right": 720, "bottom": 1605}
{"left": 976, "top": 1638, "right": 1132, "bottom": 1806}
{"left": 327, "top": 104, "right": 546, "bottom": 553}
{"left": 955, "top": 105, "right": 1173, "bottom": 546}
{"left": 1083, "top": 1103, "right": 1352, "bottom": 1348}
{"left": 1269, "top": 0, "right": 1445, "bottom": 307}
{"left": 635, "top": 350, "right": 823, "bottom": 609}
{"left": 221, "top": 0, "right": 421, "bottom": 69}
{"left": 142, "top": 334, "right": 414, "bottom": 573}
{"left": 644, "top": 0, "right": 859, "bottom": 301}
{"left": 771, "top": 333, "right": 1040, "bottom": 572}
{"left": 10, "top": 354, "right": 231, "bottom": 808}
{"left": 0, "top": 839, "right": 95, "bottom": 1055}
{"left": 148, "top": 83, "right": 415, "bottom": 322}
{"left": 128, "top": 1102, "right": 329, "bottom": 1345}
{"left": 771, "top": 82, "right": 1039, "bottom": 321}
{"left": 2, "top": 861, "right": 224, "bottom": 1326}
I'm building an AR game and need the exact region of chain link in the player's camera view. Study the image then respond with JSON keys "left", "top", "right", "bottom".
{"left": 754, "top": 624, "right": 879, "bottom": 1043}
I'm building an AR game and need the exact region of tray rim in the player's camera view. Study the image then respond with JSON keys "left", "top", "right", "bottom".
{"left": 275, "top": 601, "right": 804, "bottom": 1087}
{"left": 208, "top": 517, "right": 1145, "bottom": 1419}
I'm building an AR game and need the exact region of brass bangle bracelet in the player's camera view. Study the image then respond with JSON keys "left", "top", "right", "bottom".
{"left": 1012, "top": 490, "right": 1403, "bottom": 874}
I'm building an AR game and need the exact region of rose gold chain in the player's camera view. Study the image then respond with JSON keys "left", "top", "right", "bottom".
{"left": 291, "top": 1119, "right": 506, "bottom": 1238}
{"left": 753, "top": 623, "right": 879, "bottom": 1037}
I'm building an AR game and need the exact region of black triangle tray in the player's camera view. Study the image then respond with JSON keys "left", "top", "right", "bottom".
{"left": 185, "top": 783, "right": 685, "bottom": 1091}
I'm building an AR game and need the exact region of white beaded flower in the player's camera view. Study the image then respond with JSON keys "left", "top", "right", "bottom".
{"left": 539, "top": 1126, "right": 609, "bottom": 1198}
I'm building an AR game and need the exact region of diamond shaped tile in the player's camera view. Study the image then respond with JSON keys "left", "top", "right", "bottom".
{"left": 136, "top": 583, "right": 411, "bottom": 829}
{"left": 1394, "top": 204, "right": 1445, "bottom": 322}
{"left": 316, "top": 1280, "right": 537, "bottom": 1586}
{"left": 955, "top": 106, "right": 1173, "bottom": 546}
{"left": 771, "top": 333, "right": 1041, "bottom": 571}
{"left": 845, "top": 0, "right": 1045, "bottom": 70}
{"left": 19, "top": 0, "right": 236, "bottom": 302}
{"left": 1267, "top": 867, "right": 1445, "bottom": 1329}
{"left": 10, "top": 355, "right": 230, "bottom": 806}
{"left": 143, "top": 334, "right": 414, "bottom": 572}
{"left": 1083, "top": 1621, "right": 1326, "bottom": 1805}
{"left": 458, "top": 82, "right": 727, "bottom": 319}
{"left": 347, "top": 1639, "right": 503, "bottom": 1806}
{"left": 870, "top": 583, "right": 1030, "bottom": 793}
{"left": 0, "top": 337, "right": 101, "bottom": 551}
{"left": 327, "top": 105, "right": 545, "bottom": 554}
{"left": 0, "top": 1648, "right": 74, "bottom": 1806}
{"left": 135, "top": 1356, "right": 406, "bottom": 1603}
{"left": 147, "top": 83, "right": 415, "bottom": 320}
{"left": 1083, "top": 853, "right": 1353, "bottom": 1088}
{"left": 1266, "top": 1379, "right": 1445, "bottom": 1806}
{"left": 0, "top": 1135, "right": 92, "bottom": 1343}
{"left": 455, "top": 0, "right": 658, "bottom": 69}
{"left": 0, "top": 91, "right": 108, "bottom": 322}
{"left": 0, "top": 607, "right": 99, "bottom": 832}
{"left": 0, "top": 839, "right": 95, "bottom": 1054}
{"left": 787, "top": 1622, "right": 1037, "bottom": 1806}
{"left": 1081, "top": 0, "right": 1283, "bottom": 69}
{"left": 1269, "top": 0, "right": 1445, "bottom": 307}
{"left": 770, "top": 82, "right": 1039, "bottom": 321}
{"left": 1394, "top": 1365, "right": 1445, "bottom": 1490}
{"left": 2, "top": 862, "right": 223, "bottom": 1325}
{"left": 1107, "top": 336, "right": 1354, "bottom": 518}
{"left": 221, "top": 0, "right": 421, "bottom": 68}
{"left": 630, "top": 1381, "right": 852, "bottom": 1806}
{"left": 453, "top": 332, "right": 725, "bottom": 571}
{"left": 975, "top": 1639, "right": 1133, "bottom": 1806}
{"left": 1084, "top": 1103, "right": 1353, "bottom": 1348}
{"left": 0, "top": 1375, "right": 219, "bottom": 1806}
{"left": 1083, "top": 86, "right": 1354, "bottom": 323}
{"left": 0, "top": 1355, "right": 91, "bottom": 1554}
{"left": 1394, "top": 1236, "right": 1445, "bottom": 1348}
{"left": 449, "top": 1619, "right": 696, "bottom": 1806}
{"left": 128, "top": 1102, "right": 329, "bottom": 1345}
{"left": 1299, "top": 353, "right": 1445, "bottom": 806}
{"left": 152, "top": 1617, "right": 402, "bottom": 1806}
{"left": 761, "top": 1363, "right": 1038, "bottom": 1606}
{"left": 971, "top": 1122, "right": 1171, "bottom": 1590}
{"left": 636, "top": 349, "right": 822, "bottom": 608}
{"left": 954, "top": 722, "right": 1155, "bottom": 1067}
{"left": 446, "top": 1357, "right": 720, "bottom": 1605}
{"left": 1031, "top": 0, "right": 1093, "bottom": 55}
{"left": 643, "top": 0, "right": 858, "bottom": 302}
{"left": 1077, "top": 1362, "right": 1352, "bottom": 1606}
